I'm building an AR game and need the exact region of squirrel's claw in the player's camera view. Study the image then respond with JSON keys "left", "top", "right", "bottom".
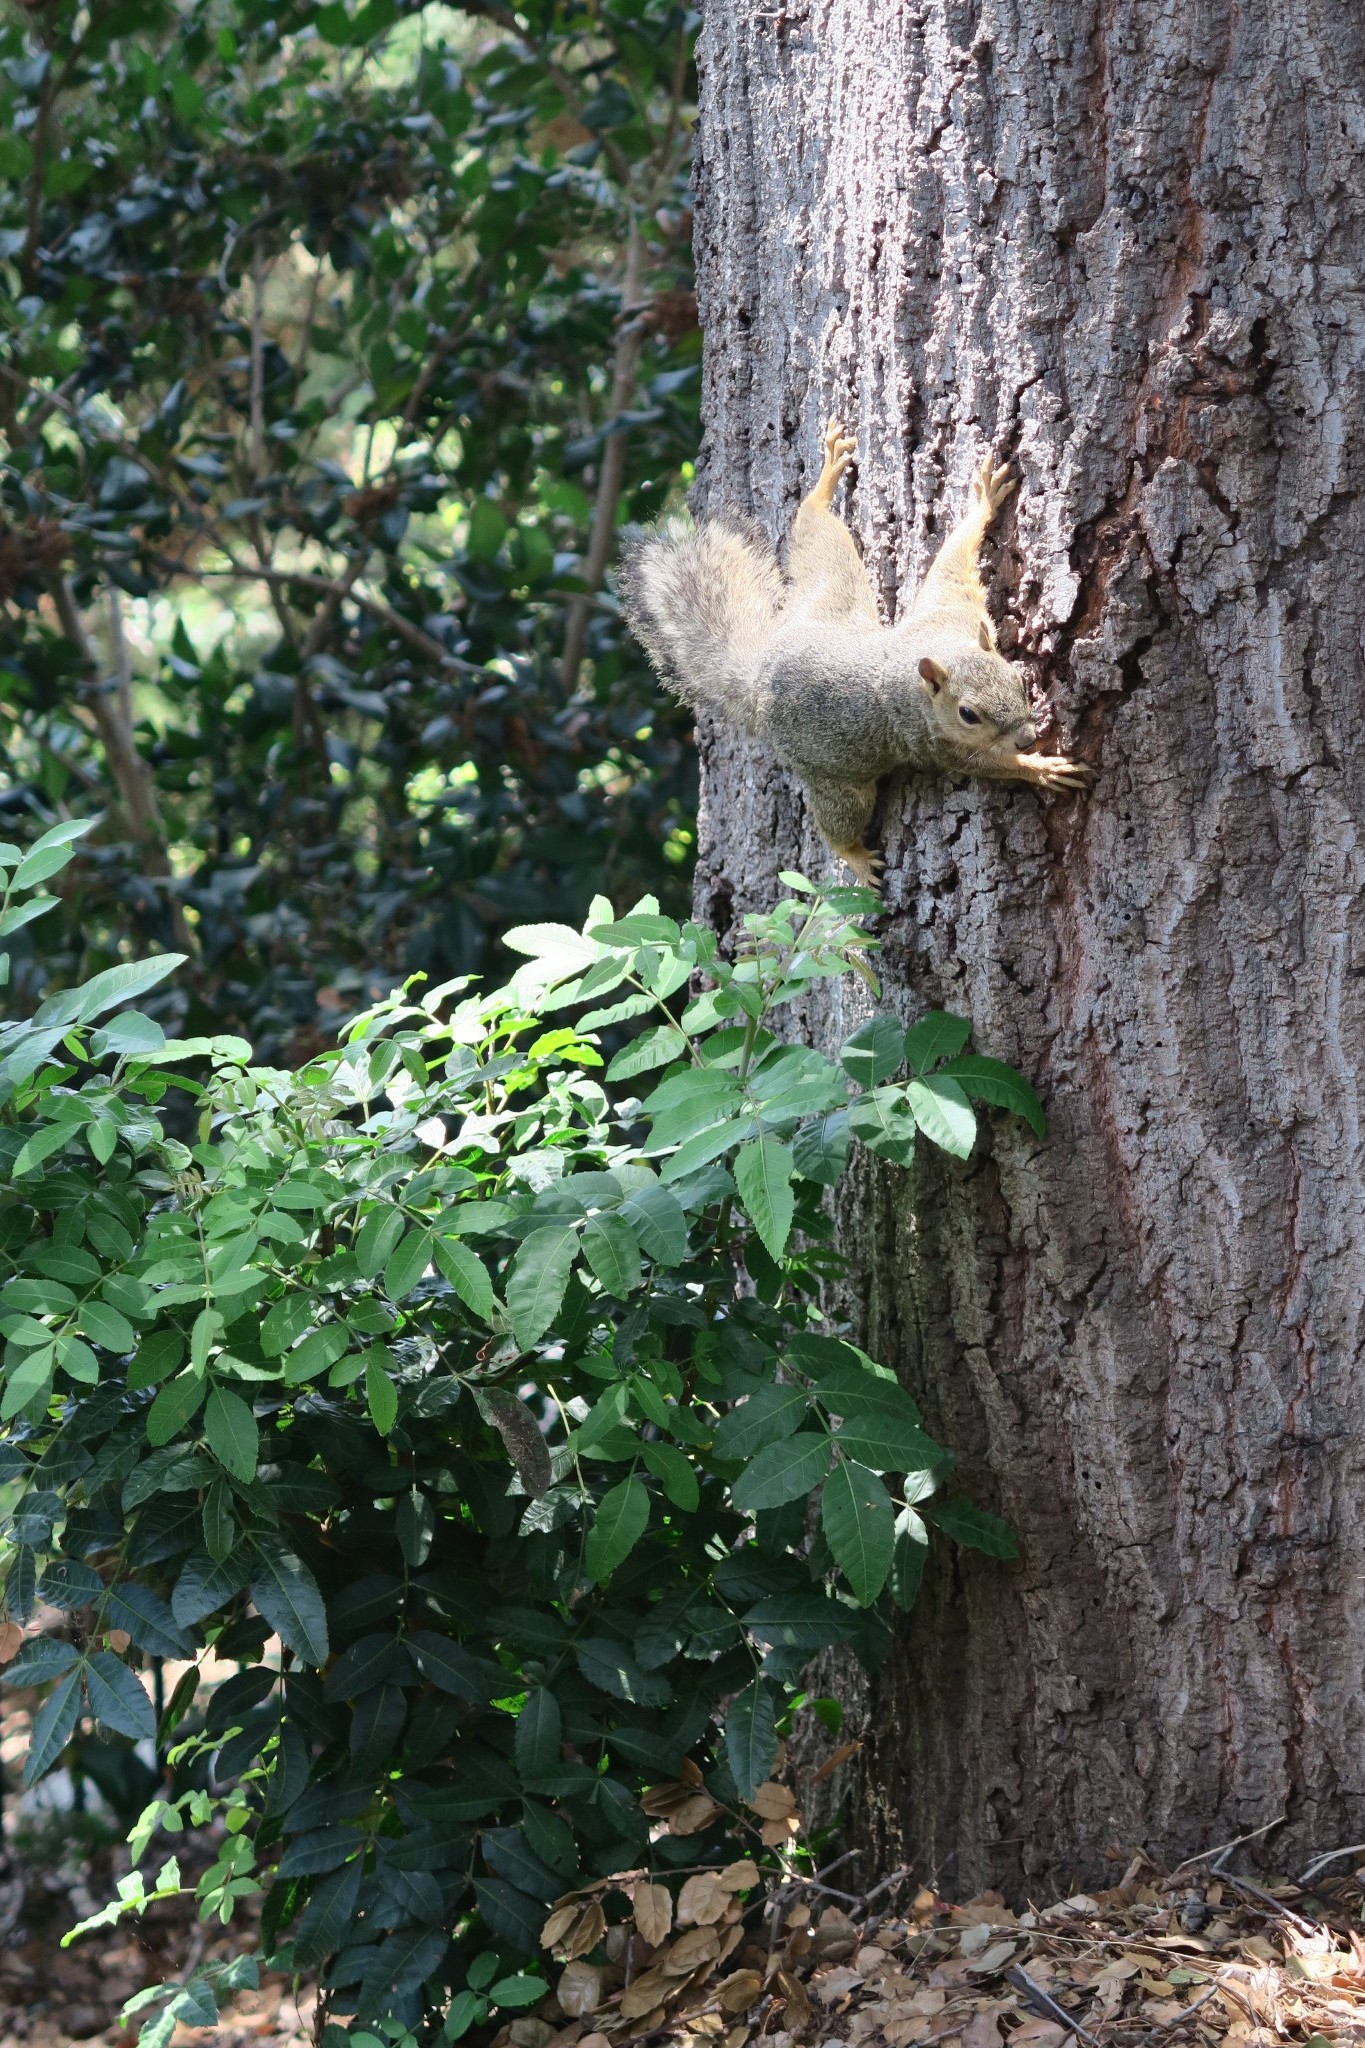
{"left": 836, "top": 842, "right": 883, "bottom": 891}
{"left": 975, "top": 456, "right": 1015, "bottom": 515}
{"left": 1013, "top": 751, "right": 1092, "bottom": 792}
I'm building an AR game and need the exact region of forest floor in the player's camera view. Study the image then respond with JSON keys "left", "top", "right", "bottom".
{"left": 0, "top": 1842, "right": 1363, "bottom": 2048}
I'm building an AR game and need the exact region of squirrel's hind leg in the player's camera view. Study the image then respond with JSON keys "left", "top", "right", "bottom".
{"left": 803, "top": 773, "right": 883, "bottom": 890}
{"left": 786, "top": 418, "right": 880, "bottom": 627}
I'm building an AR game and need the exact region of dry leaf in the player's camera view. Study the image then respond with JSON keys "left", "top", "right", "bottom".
{"left": 678, "top": 1874, "right": 727, "bottom": 1926}
{"left": 719, "top": 1860, "right": 759, "bottom": 1892}
{"left": 543, "top": 1905, "right": 580, "bottom": 1951}
{"left": 670, "top": 1794, "right": 724, "bottom": 1836}
{"left": 667, "top": 1928, "right": 722, "bottom": 1975}
{"left": 579, "top": 2035, "right": 612, "bottom": 2048}
{"left": 965, "top": 1941, "right": 1017, "bottom": 1976}
{"left": 1007, "top": 2027, "right": 1067, "bottom": 2048}
{"left": 545, "top": 1901, "right": 606, "bottom": 1962}
{"left": 0, "top": 1622, "right": 22, "bottom": 1663}
{"left": 510, "top": 2022, "right": 556, "bottom": 2048}
{"left": 716, "top": 1971, "right": 763, "bottom": 2015}
{"left": 632, "top": 1881, "right": 672, "bottom": 1948}
{"left": 724, "top": 2028, "right": 750, "bottom": 2048}
{"left": 960, "top": 2010, "right": 1003, "bottom": 2048}
{"left": 748, "top": 1781, "right": 796, "bottom": 1820}
{"left": 760, "top": 1815, "right": 801, "bottom": 1848}
{"left": 557, "top": 1964, "right": 602, "bottom": 2017}
{"left": 106, "top": 1628, "right": 132, "bottom": 1653}
{"left": 619, "top": 1968, "right": 671, "bottom": 2020}
{"left": 810, "top": 1740, "right": 862, "bottom": 1785}
{"left": 775, "top": 1969, "right": 812, "bottom": 2028}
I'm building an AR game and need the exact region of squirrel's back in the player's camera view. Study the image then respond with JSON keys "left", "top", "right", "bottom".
{"left": 618, "top": 517, "right": 784, "bottom": 735}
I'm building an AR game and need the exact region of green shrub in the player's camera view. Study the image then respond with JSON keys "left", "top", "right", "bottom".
{"left": 0, "top": 826, "right": 1037, "bottom": 2044}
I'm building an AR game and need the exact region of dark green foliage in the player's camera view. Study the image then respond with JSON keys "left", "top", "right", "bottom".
{"left": 0, "top": 0, "right": 699, "bottom": 1054}
{"left": 0, "top": 835, "right": 1039, "bottom": 2043}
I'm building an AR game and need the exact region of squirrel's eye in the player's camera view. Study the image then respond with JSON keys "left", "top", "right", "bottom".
{"left": 958, "top": 705, "right": 981, "bottom": 726}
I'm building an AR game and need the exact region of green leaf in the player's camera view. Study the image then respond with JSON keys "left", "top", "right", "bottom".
{"left": 261, "top": 1293, "right": 315, "bottom": 1358}
{"left": 580, "top": 1211, "right": 640, "bottom": 1298}
{"left": 640, "top": 1441, "right": 698, "bottom": 1511}
{"left": 406, "top": 1630, "right": 498, "bottom": 1702}
{"left": 618, "top": 1182, "right": 688, "bottom": 1264}
{"left": 356, "top": 1205, "right": 405, "bottom": 1278}
{"left": 822, "top": 1460, "right": 894, "bottom": 1603}
{"left": 432, "top": 1236, "right": 494, "bottom": 1320}
{"left": 734, "top": 1138, "right": 795, "bottom": 1261}
{"left": 505, "top": 1225, "right": 577, "bottom": 1349}
{"left": 937, "top": 1053, "right": 1046, "bottom": 1136}
{"left": 85, "top": 1651, "right": 156, "bottom": 1740}
{"left": 573, "top": 1635, "right": 671, "bottom": 1707}
{"left": 514, "top": 1687, "right": 562, "bottom": 1780}
{"left": 823, "top": 1381, "right": 941, "bottom": 1473}
{"left": 42, "top": 954, "right": 186, "bottom": 1028}
{"left": 128, "top": 1329, "right": 185, "bottom": 1391}
{"left": 24, "top": 1669, "right": 82, "bottom": 1783}
{"left": 147, "top": 1371, "right": 207, "bottom": 1446}
{"left": 173, "top": 1548, "right": 248, "bottom": 1630}
{"left": 204, "top": 1386, "right": 258, "bottom": 1481}
{"left": 365, "top": 1354, "right": 398, "bottom": 1436}
{"left": 839, "top": 1015, "right": 905, "bottom": 1087}
{"left": 904, "top": 1011, "right": 972, "bottom": 1074}
{"left": 731, "top": 1431, "right": 831, "bottom": 1511}
{"left": 712, "top": 1382, "right": 808, "bottom": 1461}
{"left": 726, "top": 1679, "right": 776, "bottom": 1799}
{"left": 384, "top": 1227, "right": 432, "bottom": 1300}
{"left": 846, "top": 1086, "right": 917, "bottom": 1165}
{"left": 890, "top": 1506, "right": 930, "bottom": 1608}
{"left": 105, "top": 1584, "right": 192, "bottom": 1658}
{"left": 490, "top": 1977, "right": 546, "bottom": 2010}
{"left": 249, "top": 1542, "right": 330, "bottom": 1664}
{"left": 926, "top": 1499, "right": 1018, "bottom": 1558}
{"left": 791, "top": 1108, "right": 851, "bottom": 1186}
{"left": 584, "top": 1475, "right": 649, "bottom": 1581}
{"left": 202, "top": 1477, "right": 236, "bottom": 1562}
{"left": 2, "top": 1347, "right": 53, "bottom": 1419}
{"left": 906, "top": 1076, "right": 977, "bottom": 1157}
{"left": 77, "top": 1299, "right": 137, "bottom": 1353}
{"left": 605, "top": 1027, "right": 686, "bottom": 1082}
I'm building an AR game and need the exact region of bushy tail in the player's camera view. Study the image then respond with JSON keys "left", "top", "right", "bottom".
{"left": 618, "top": 517, "right": 784, "bottom": 735}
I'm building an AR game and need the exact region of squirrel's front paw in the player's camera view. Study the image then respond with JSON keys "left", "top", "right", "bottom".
{"left": 974, "top": 456, "right": 1015, "bottom": 515}
{"left": 822, "top": 417, "right": 857, "bottom": 480}
{"left": 1015, "top": 751, "right": 1092, "bottom": 793}
{"left": 835, "top": 842, "right": 883, "bottom": 891}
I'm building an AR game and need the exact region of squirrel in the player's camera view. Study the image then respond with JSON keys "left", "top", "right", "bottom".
{"left": 620, "top": 418, "right": 1090, "bottom": 887}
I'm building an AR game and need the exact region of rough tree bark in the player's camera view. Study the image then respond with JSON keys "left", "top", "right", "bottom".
{"left": 689, "top": 0, "right": 1365, "bottom": 1896}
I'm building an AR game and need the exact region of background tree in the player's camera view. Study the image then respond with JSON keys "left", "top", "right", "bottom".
{"left": 690, "top": 0, "right": 1365, "bottom": 1893}
{"left": 0, "top": 0, "right": 700, "bottom": 1058}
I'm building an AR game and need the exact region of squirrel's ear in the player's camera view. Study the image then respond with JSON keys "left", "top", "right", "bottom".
{"left": 918, "top": 656, "right": 948, "bottom": 692}
{"left": 978, "top": 621, "right": 992, "bottom": 651}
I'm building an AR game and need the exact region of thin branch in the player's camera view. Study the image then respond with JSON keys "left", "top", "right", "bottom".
{"left": 249, "top": 233, "right": 268, "bottom": 480}
{"left": 1298, "top": 1842, "right": 1365, "bottom": 1887}
{"left": 54, "top": 579, "right": 194, "bottom": 953}
{"left": 560, "top": 212, "right": 645, "bottom": 694}
{"left": 1170, "top": 1815, "right": 1285, "bottom": 1880}
{"left": 180, "top": 560, "right": 468, "bottom": 672}
{"left": 456, "top": 0, "right": 633, "bottom": 185}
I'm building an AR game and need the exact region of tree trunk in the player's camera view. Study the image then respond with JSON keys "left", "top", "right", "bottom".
{"left": 690, "top": 0, "right": 1365, "bottom": 1897}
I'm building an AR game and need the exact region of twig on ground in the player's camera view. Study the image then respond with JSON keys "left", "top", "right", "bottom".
{"left": 1006, "top": 1963, "right": 1102, "bottom": 2048}
{"left": 1169, "top": 1816, "right": 1285, "bottom": 1880}
{"left": 1298, "top": 1842, "right": 1365, "bottom": 1887}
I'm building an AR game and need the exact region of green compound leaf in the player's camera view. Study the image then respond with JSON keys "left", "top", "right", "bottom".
{"left": 505, "top": 1225, "right": 578, "bottom": 1350}
{"left": 839, "top": 1015, "right": 905, "bottom": 1087}
{"left": 733, "top": 1137, "right": 795, "bottom": 1262}
{"left": 821, "top": 1459, "right": 894, "bottom": 1604}
{"left": 249, "top": 1541, "right": 329, "bottom": 1665}
{"left": 906, "top": 1076, "right": 977, "bottom": 1158}
{"left": 731, "top": 1431, "right": 832, "bottom": 1512}
{"left": 432, "top": 1236, "right": 495, "bottom": 1321}
{"left": 846, "top": 1086, "right": 916, "bottom": 1166}
{"left": 926, "top": 1498, "right": 1018, "bottom": 1558}
{"left": 904, "top": 1011, "right": 971, "bottom": 1075}
{"left": 580, "top": 1211, "right": 641, "bottom": 1298}
{"left": 85, "top": 1650, "right": 156, "bottom": 1740}
{"left": 726, "top": 1678, "right": 777, "bottom": 1799}
{"left": 204, "top": 1385, "right": 258, "bottom": 1481}
{"left": 583, "top": 1474, "right": 649, "bottom": 1581}
{"left": 937, "top": 1053, "right": 1047, "bottom": 1137}
{"left": 365, "top": 1353, "right": 398, "bottom": 1437}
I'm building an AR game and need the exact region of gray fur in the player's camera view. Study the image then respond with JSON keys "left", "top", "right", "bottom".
{"left": 620, "top": 446, "right": 1086, "bottom": 881}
